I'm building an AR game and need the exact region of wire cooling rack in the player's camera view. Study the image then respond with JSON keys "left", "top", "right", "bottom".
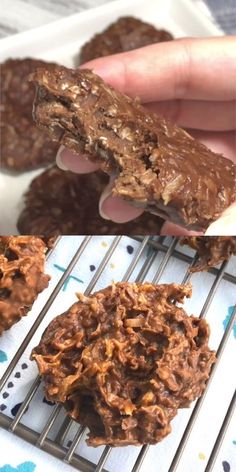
{"left": 0, "top": 236, "right": 235, "bottom": 472}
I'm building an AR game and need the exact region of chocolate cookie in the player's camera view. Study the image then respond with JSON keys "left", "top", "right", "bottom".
{"left": 30, "top": 66, "right": 236, "bottom": 231}
{"left": 2, "top": 58, "right": 51, "bottom": 118}
{"left": 32, "top": 282, "right": 215, "bottom": 447}
{"left": 181, "top": 236, "right": 236, "bottom": 272}
{"left": 1, "top": 103, "right": 58, "bottom": 171}
{"left": 0, "top": 236, "right": 50, "bottom": 335}
{"left": 1, "top": 58, "right": 58, "bottom": 171}
{"left": 79, "top": 16, "right": 173, "bottom": 64}
{"left": 17, "top": 166, "right": 163, "bottom": 236}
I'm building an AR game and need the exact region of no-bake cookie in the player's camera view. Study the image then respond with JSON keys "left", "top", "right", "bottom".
{"left": 1, "top": 58, "right": 58, "bottom": 171}
{"left": 181, "top": 236, "right": 236, "bottom": 272}
{"left": 17, "top": 166, "right": 163, "bottom": 236}
{"left": 0, "top": 236, "right": 50, "bottom": 335}
{"left": 79, "top": 16, "right": 173, "bottom": 64}
{"left": 30, "top": 66, "right": 236, "bottom": 230}
{"left": 32, "top": 282, "right": 215, "bottom": 447}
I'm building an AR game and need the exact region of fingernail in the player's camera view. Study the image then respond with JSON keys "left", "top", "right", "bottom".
{"left": 99, "top": 186, "right": 112, "bottom": 221}
{"left": 205, "top": 215, "right": 236, "bottom": 236}
{"left": 100, "top": 194, "right": 144, "bottom": 223}
{"left": 56, "top": 146, "right": 68, "bottom": 171}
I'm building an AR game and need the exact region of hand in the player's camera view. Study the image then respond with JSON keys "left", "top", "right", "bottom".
{"left": 56, "top": 36, "right": 236, "bottom": 235}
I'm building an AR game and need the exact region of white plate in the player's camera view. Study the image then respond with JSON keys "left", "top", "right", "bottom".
{"left": 0, "top": 0, "right": 222, "bottom": 234}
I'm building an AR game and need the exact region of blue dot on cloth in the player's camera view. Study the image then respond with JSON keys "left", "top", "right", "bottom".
{"left": 222, "top": 460, "right": 231, "bottom": 472}
{"left": 43, "top": 396, "right": 55, "bottom": 406}
{"left": 126, "top": 245, "right": 134, "bottom": 254}
{"left": 233, "top": 440, "right": 236, "bottom": 445}
{"left": 0, "top": 350, "right": 8, "bottom": 363}
{"left": 89, "top": 265, "right": 96, "bottom": 271}
{"left": 223, "top": 306, "right": 236, "bottom": 339}
{"left": 11, "top": 402, "right": 29, "bottom": 417}
{"left": 0, "top": 462, "right": 36, "bottom": 472}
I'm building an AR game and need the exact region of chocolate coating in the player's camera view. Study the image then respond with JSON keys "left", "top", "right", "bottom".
{"left": 80, "top": 16, "right": 173, "bottom": 64}
{"left": 30, "top": 66, "right": 236, "bottom": 230}
{"left": 32, "top": 282, "right": 215, "bottom": 447}
{"left": 0, "top": 236, "right": 50, "bottom": 335}
{"left": 17, "top": 166, "right": 163, "bottom": 236}
{"left": 181, "top": 236, "right": 236, "bottom": 272}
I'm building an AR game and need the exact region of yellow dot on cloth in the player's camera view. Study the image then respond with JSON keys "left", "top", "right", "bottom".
{"left": 101, "top": 241, "right": 108, "bottom": 248}
{"left": 110, "top": 263, "right": 116, "bottom": 269}
{"left": 198, "top": 452, "right": 206, "bottom": 460}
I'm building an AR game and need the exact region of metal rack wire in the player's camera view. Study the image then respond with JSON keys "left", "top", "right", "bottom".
{"left": 0, "top": 235, "right": 235, "bottom": 472}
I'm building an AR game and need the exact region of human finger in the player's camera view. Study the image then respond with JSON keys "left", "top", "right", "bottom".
{"left": 160, "top": 222, "right": 203, "bottom": 236}
{"left": 56, "top": 145, "right": 100, "bottom": 173}
{"left": 99, "top": 181, "right": 144, "bottom": 223}
{"left": 81, "top": 36, "right": 236, "bottom": 102}
{"left": 205, "top": 202, "right": 236, "bottom": 235}
{"left": 146, "top": 99, "right": 236, "bottom": 131}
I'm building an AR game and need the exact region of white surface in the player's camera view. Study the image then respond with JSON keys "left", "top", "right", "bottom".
{"left": 0, "top": 0, "right": 113, "bottom": 38}
{"left": 0, "top": 0, "right": 222, "bottom": 234}
{"left": 0, "top": 0, "right": 224, "bottom": 39}
{"left": 0, "top": 235, "right": 235, "bottom": 472}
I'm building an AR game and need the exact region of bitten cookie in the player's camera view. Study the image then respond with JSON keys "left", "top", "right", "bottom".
{"left": 30, "top": 66, "right": 236, "bottom": 230}
{"left": 32, "top": 282, "right": 215, "bottom": 447}
{"left": 0, "top": 236, "right": 50, "bottom": 335}
{"left": 181, "top": 236, "right": 236, "bottom": 272}
{"left": 17, "top": 166, "right": 162, "bottom": 236}
{"left": 16, "top": 16, "right": 172, "bottom": 230}
{"left": 1, "top": 58, "right": 58, "bottom": 171}
{"left": 79, "top": 16, "right": 173, "bottom": 63}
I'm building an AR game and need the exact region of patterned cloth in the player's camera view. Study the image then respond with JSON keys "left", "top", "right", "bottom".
{"left": 206, "top": 0, "right": 236, "bottom": 33}
{"left": 0, "top": 236, "right": 235, "bottom": 472}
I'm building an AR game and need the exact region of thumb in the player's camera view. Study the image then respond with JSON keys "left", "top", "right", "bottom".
{"left": 99, "top": 178, "right": 144, "bottom": 223}
{"left": 160, "top": 221, "right": 203, "bottom": 236}
{"left": 205, "top": 202, "right": 236, "bottom": 235}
